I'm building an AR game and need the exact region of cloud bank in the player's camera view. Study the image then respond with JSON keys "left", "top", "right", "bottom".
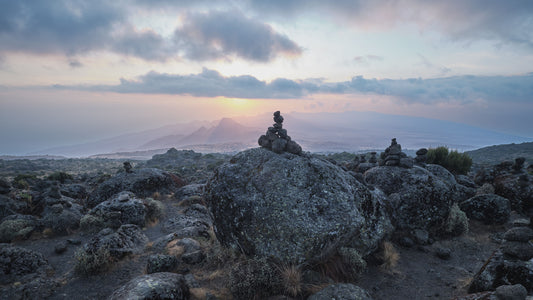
{"left": 0, "top": 1, "right": 301, "bottom": 62}
{"left": 56, "top": 69, "right": 533, "bottom": 104}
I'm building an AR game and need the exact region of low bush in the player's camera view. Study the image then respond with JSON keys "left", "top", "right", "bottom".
{"left": 47, "top": 171, "right": 73, "bottom": 183}
{"left": 74, "top": 246, "right": 112, "bottom": 276}
{"left": 427, "top": 146, "right": 473, "bottom": 175}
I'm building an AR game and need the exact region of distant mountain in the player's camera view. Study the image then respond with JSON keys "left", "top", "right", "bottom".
{"left": 30, "top": 110, "right": 530, "bottom": 157}
{"left": 465, "top": 142, "right": 533, "bottom": 165}
{"left": 144, "top": 117, "right": 259, "bottom": 148}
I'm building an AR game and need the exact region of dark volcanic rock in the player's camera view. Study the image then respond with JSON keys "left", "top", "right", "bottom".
{"left": 109, "top": 272, "right": 189, "bottom": 300}
{"left": 494, "top": 284, "right": 527, "bottom": 300}
{"left": 83, "top": 224, "right": 148, "bottom": 259}
{"left": 308, "top": 283, "right": 373, "bottom": 300}
{"left": 60, "top": 184, "right": 88, "bottom": 199}
{"left": 206, "top": 147, "right": 392, "bottom": 264}
{"left": 0, "top": 178, "right": 11, "bottom": 194}
{"left": 0, "top": 194, "right": 29, "bottom": 220}
{"left": 364, "top": 165, "right": 459, "bottom": 236}
{"left": 459, "top": 194, "right": 511, "bottom": 225}
{"left": 469, "top": 250, "right": 533, "bottom": 293}
{"left": 42, "top": 203, "right": 83, "bottom": 235}
{"left": 87, "top": 168, "right": 183, "bottom": 208}
{"left": 146, "top": 254, "right": 179, "bottom": 274}
{"left": 87, "top": 191, "right": 147, "bottom": 229}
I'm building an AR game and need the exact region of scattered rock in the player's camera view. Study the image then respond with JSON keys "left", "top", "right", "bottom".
{"left": 398, "top": 236, "right": 415, "bottom": 248}
{"left": 0, "top": 215, "right": 41, "bottom": 242}
{"left": 0, "top": 244, "right": 51, "bottom": 283}
{"left": 182, "top": 250, "right": 205, "bottom": 265}
{"left": 60, "top": 184, "right": 88, "bottom": 200}
{"left": 0, "top": 178, "right": 12, "bottom": 194}
{"left": 206, "top": 147, "right": 392, "bottom": 264}
{"left": 412, "top": 229, "right": 429, "bottom": 245}
{"left": 364, "top": 165, "right": 458, "bottom": 236}
{"left": 87, "top": 168, "right": 183, "bottom": 208}
{"left": 501, "top": 241, "right": 533, "bottom": 260}
{"left": 82, "top": 224, "right": 148, "bottom": 260}
{"left": 460, "top": 194, "right": 511, "bottom": 225}
{"left": 494, "top": 284, "right": 527, "bottom": 300}
{"left": 308, "top": 283, "right": 373, "bottom": 300}
{"left": 504, "top": 227, "right": 533, "bottom": 242}
{"left": 109, "top": 272, "right": 189, "bottom": 300}
{"left": 435, "top": 247, "right": 451, "bottom": 260}
{"left": 146, "top": 254, "right": 179, "bottom": 274}
{"left": 54, "top": 241, "right": 68, "bottom": 254}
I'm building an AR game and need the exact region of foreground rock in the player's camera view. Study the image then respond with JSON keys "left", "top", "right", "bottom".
{"left": 87, "top": 168, "right": 184, "bottom": 208}
{"left": 364, "top": 165, "right": 466, "bottom": 237}
{"left": 109, "top": 272, "right": 189, "bottom": 300}
{"left": 82, "top": 224, "right": 148, "bottom": 260}
{"left": 308, "top": 283, "right": 373, "bottom": 300}
{"left": 459, "top": 194, "right": 511, "bottom": 225}
{"left": 206, "top": 147, "right": 392, "bottom": 264}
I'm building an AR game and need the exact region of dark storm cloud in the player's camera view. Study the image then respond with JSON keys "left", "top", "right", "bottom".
{"left": 174, "top": 10, "right": 302, "bottom": 62}
{"left": 0, "top": 0, "right": 123, "bottom": 55}
{"left": 62, "top": 68, "right": 307, "bottom": 98}
{"left": 0, "top": 1, "right": 301, "bottom": 62}
{"left": 246, "top": 0, "right": 533, "bottom": 49}
{"left": 57, "top": 69, "right": 533, "bottom": 104}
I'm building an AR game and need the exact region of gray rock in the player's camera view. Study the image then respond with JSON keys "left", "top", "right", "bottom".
{"left": 0, "top": 194, "right": 29, "bottom": 220}
{"left": 456, "top": 175, "right": 476, "bottom": 188}
{"left": 88, "top": 168, "right": 182, "bottom": 208}
{"left": 109, "top": 272, "right": 189, "bottom": 300}
{"left": 425, "top": 164, "right": 457, "bottom": 185}
{"left": 60, "top": 184, "right": 88, "bottom": 199}
{"left": 163, "top": 214, "right": 211, "bottom": 239}
{"left": 494, "top": 284, "right": 527, "bottom": 300}
{"left": 308, "top": 283, "right": 373, "bottom": 300}
{"left": 88, "top": 191, "right": 146, "bottom": 228}
{"left": 42, "top": 203, "right": 83, "bottom": 235}
{"left": 146, "top": 254, "right": 179, "bottom": 274}
{"left": 460, "top": 194, "right": 511, "bottom": 225}
{"left": 272, "top": 138, "right": 288, "bottom": 154}
{"left": 412, "top": 229, "right": 429, "bottom": 245}
{"left": 0, "top": 178, "right": 11, "bottom": 194}
{"left": 0, "top": 215, "right": 41, "bottom": 242}
{"left": 504, "top": 227, "right": 533, "bottom": 242}
{"left": 469, "top": 250, "right": 533, "bottom": 293}
{"left": 182, "top": 250, "right": 205, "bottom": 264}
{"left": 0, "top": 244, "right": 51, "bottom": 283}
{"left": 399, "top": 157, "right": 414, "bottom": 168}
{"left": 206, "top": 148, "right": 392, "bottom": 264}
{"left": 176, "top": 184, "right": 205, "bottom": 199}
{"left": 502, "top": 241, "right": 533, "bottom": 260}
{"left": 176, "top": 238, "right": 201, "bottom": 254}
{"left": 364, "top": 166, "right": 457, "bottom": 235}
{"left": 83, "top": 224, "right": 148, "bottom": 259}
{"left": 435, "top": 247, "right": 451, "bottom": 260}
{"left": 55, "top": 241, "right": 68, "bottom": 254}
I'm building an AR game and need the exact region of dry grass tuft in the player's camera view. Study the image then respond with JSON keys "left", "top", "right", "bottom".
{"left": 279, "top": 264, "right": 302, "bottom": 297}
{"left": 379, "top": 241, "right": 400, "bottom": 273}
{"left": 42, "top": 228, "right": 53, "bottom": 237}
{"left": 165, "top": 240, "right": 185, "bottom": 257}
{"left": 151, "top": 191, "right": 161, "bottom": 199}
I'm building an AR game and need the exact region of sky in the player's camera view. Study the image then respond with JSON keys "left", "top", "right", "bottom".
{"left": 1, "top": 0, "right": 532, "bottom": 155}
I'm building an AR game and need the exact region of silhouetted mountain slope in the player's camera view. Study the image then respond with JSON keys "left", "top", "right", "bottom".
{"left": 466, "top": 142, "right": 533, "bottom": 165}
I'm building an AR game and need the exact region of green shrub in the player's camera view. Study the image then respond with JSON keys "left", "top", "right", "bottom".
{"left": 143, "top": 198, "right": 165, "bottom": 222}
{"left": 47, "top": 171, "right": 73, "bottom": 183}
{"left": 427, "top": 146, "right": 472, "bottom": 175}
{"left": 444, "top": 203, "right": 469, "bottom": 236}
{"left": 74, "top": 246, "right": 112, "bottom": 276}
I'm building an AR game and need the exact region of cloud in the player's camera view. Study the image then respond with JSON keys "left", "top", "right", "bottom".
{"left": 55, "top": 69, "right": 533, "bottom": 105}
{"left": 246, "top": 0, "right": 533, "bottom": 49}
{"left": 353, "top": 54, "right": 384, "bottom": 64}
{"left": 174, "top": 10, "right": 302, "bottom": 62}
{"left": 68, "top": 59, "right": 83, "bottom": 68}
{"left": 0, "top": 1, "right": 301, "bottom": 62}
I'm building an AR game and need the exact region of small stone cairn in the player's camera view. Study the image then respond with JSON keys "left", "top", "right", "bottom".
{"left": 380, "top": 138, "right": 413, "bottom": 168}
{"left": 258, "top": 111, "right": 302, "bottom": 155}
{"left": 123, "top": 161, "right": 133, "bottom": 173}
{"left": 415, "top": 148, "right": 428, "bottom": 165}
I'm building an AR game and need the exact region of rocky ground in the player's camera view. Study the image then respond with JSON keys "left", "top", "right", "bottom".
{"left": 0, "top": 146, "right": 532, "bottom": 299}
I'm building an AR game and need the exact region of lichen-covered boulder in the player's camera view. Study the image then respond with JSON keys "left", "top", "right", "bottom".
{"left": 0, "top": 215, "right": 41, "bottom": 242}
{"left": 82, "top": 224, "right": 148, "bottom": 259}
{"left": 87, "top": 168, "right": 183, "bottom": 208}
{"left": 87, "top": 191, "right": 147, "bottom": 229}
{"left": 109, "top": 272, "right": 189, "bottom": 300}
{"left": 205, "top": 148, "right": 392, "bottom": 264}
{"left": 459, "top": 194, "right": 511, "bottom": 225}
{"left": 364, "top": 165, "right": 459, "bottom": 236}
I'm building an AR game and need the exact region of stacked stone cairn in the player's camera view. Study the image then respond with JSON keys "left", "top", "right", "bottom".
{"left": 258, "top": 111, "right": 302, "bottom": 155}
{"left": 379, "top": 138, "right": 413, "bottom": 168}
{"left": 415, "top": 148, "right": 428, "bottom": 166}
{"left": 357, "top": 152, "right": 378, "bottom": 173}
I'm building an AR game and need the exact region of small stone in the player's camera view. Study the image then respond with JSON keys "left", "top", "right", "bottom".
{"left": 412, "top": 229, "right": 429, "bottom": 245}
{"left": 146, "top": 254, "right": 179, "bottom": 274}
{"left": 501, "top": 241, "right": 533, "bottom": 260}
{"left": 398, "top": 237, "right": 415, "bottom": 248}
{"left": 54, "top": 241, "right": 68, "bottom": 254}
{"left": 182, "top": 250, "right": 205, "bottom": 264}
{"left": 504, "top": 227, "right": 533, "bottom": 242}
{"left": 67, "top": 238, "right": 81, "bottom": 245}
{"left": 435, "top": 247, "right": 451, "bottom": 260}
{"left": 416, "top": 148, "right": 428, "bottom": 156}
{"left": 494, "top": 284, "right": 527, "bottom": 300}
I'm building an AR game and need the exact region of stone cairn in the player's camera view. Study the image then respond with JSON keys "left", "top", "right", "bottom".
{"left": 380, "top": 138, "right": 413, "bottom": 168}
{"left": 415, "top": 148, "right": 428, "bottom": 165}
{"left": 258, "top": 111, "right": 302, "bottom": 155}
{"left": 123, "top": 161, "right": 133, "bottom": 173}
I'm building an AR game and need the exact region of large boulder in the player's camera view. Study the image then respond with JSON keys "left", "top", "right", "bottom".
{"left": 205, "top": 148, "right": 392, "bottom": 264}
{"left": 109, "top": 272, "right": 189, "bottom": 300}
{"left": 364, "top": 165, "right": 460, "bottom": 236}
{"left": 459, "top": 194, "right": 511, "bottom": 225}
{"left": 87, "top": 192, "right": 146, "bottom": 229}
{"left": 82, "top": 224, "right": 148, "bottom": 259}
{"left": 87, "top": 168, "right": 183, "bottom": 208}
{"left": 42, "top": 203, "right": 83, "bottom": 235}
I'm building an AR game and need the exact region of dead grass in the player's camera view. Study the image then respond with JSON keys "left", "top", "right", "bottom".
{"left": 164, "top": 240, "right": 185, "bottom": 257}
{"left": 278, "top": 264, "right": 302, "bottom": 297}
{"left": 379, "top": 241, "right": 400, "bottom": 273}
{"left": 190, "top": 287, "right": 232, "bottom": 300}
